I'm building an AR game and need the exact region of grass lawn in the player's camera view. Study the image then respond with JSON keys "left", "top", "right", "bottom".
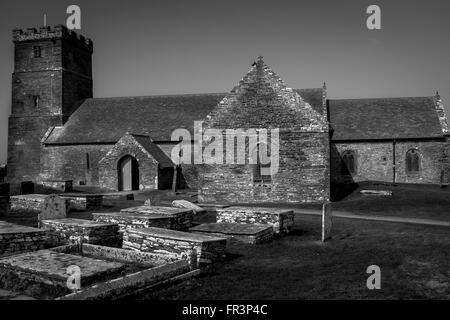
{"left": 3, "top": 185, "right": 449, "bottom": 300}
{"left": 229, "top": 183, "right": 450, "bottom": 222}
{"left": 143, "top": 215, "right": 450, "bottom": 300}
{"left": 330, "top": 183, "right": 450, "bottom": 222}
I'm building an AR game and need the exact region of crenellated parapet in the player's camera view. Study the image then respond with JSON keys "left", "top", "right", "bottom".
{"left": 12, "top": 25, "right": 93, "bottom": 52}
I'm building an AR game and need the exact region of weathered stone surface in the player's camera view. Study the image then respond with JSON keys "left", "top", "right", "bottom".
{"left": 123, "top": 227, "right": 227, "bottom": 268}
{"left": 41, "top": 180, "right": 73, "bottom": 192}
{"left": 38, "top": 194, "right": 67, "bottom": 224}
{"left": 10, "top": 194, "right": 47, "bottom": 212}
{"left": 60, "top": 193, "right": 103, "bottom": 211}
{"left": 360, "top": 190, "right": 393, "bottom": 196}
{"left": 58, "top": 260, "right": 191, "bottom": 300}
{"left": 98, "top": 134, "right": 174, "bottom": 191}
{"left": 94, "top": 206, "right": 194, "bottom": 232}
{"left": 322, "top": 203, "right": 332, "bottom": 242}
{"left": 0, "top": 249, "right": 124, "bottom": 299}
{"left": 0, "top": 221, "right": 59, "bottom": 257}
{"left": 331, "top": 141, "right": 450, "bottom": 186}
{"left": 40, "top": 218, "right": 121, "bottom": 246}
{"left": 81, "top": 243, "right": 180, "bottom": 266}
{"left": 199, "top": 57, "right": 330, "bottom": 204}
{"left": 216, "top": 206, "right": 294, "bottom": 234}
{"left": 8, "top": 26, "right": 93, "bottom": 183}
{"left": 190, "top": 222, "right": 273, "bottom": 244}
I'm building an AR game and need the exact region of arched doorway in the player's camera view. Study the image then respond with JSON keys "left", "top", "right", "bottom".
{"left": 118, "top": 155, "right": 139, "bottom": 191}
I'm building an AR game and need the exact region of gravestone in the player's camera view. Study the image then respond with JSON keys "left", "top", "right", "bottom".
{"left": 0, "top": 196, "right": 8, "bottom": 217}
{"left": 322, "top": 202, "right": 332, "bottom": 242}
{"left": 20, "top": 181, "right": 35, "bottom": 195}
{"left": 144, "top": 194, "right": 161, "bottom": 206}
{"left": 0, "top": 183, "right": 10, "bottom": 197}
{"left": 38, "top": 194, "right": 67, "bottom": 227}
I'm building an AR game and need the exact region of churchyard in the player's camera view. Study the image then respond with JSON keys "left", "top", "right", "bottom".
{"left": 0, "top": 182, "right": 449, "bottom": 300}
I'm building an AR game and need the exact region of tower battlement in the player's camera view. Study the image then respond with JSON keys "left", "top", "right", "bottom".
{"left": 13, "top": 25, "right": 93, "bottom": 52}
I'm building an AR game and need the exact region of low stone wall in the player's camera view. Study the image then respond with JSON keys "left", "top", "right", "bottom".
{"left": 81, "top": 243, "right": 181, "bottom": 266}
{"left": 0, "top": 221, "right": 59, "bottom": 257}
{"left": 40, "top": 218, "right": 121, "bottom": 247}
{"left": 10, "top": 194, "right": 47, "bottom": 213}
{"left": 60, "top": 194, "right": 103, "bottom": 211}
{"left": 93, "top": 206, "right": 194, "bottom": 233}
{"left": 123, "top": 227, "right": 227, "bottom": 268}
{"left": 216, "top": 207, "right": 294, "bottom": 234}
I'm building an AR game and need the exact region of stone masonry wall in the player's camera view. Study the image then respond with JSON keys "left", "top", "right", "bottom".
{"left": 40, "top": 144, "right": 112, "bottom": 187}
{"left": 199, "top": 57, "right": 330, "bottom": 203}
{"left": 216, "top": 207, "right": 294, "bottom": 234}
{"left": 123, "top": 228, "right": 227, "bottom": 268}
{"left": 8, "top": 26, "right": 93, "bottom": 183}
{"left": 0, "top": 229, "right": 58, "bottom": 257}
{"left": 40, "top": 219, "right": 121, "bottom": 247}
{"left": 200, "top": 132, "right": 330, "bottom": 203}
{"left": 331, "top": 140, "right": 450, "bottom": 185}
{"left": 99, "top": 135, "right": 159, "bottom": 191}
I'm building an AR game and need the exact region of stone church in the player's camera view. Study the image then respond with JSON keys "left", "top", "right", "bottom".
{"left": 6, "top": 26, "right": 450, "bottom": 203}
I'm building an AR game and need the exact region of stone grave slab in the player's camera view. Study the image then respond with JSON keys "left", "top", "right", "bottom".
{"left": 216, "top": 206, "right": 294, "bottom": 234}
{"left": 123, "top": 227, "right": 227, "bottom": 268}
{"left": 93, "top": 206, "right": 194, "bottom": 232}
{"left": 172, "top": 200, "right": 209, "bottom": 224}
{"left": 0, "top": 221, "right": 58, "bottom": 257}
{"left": 40, "top": 218, "right": 121, "bottom": 246}
{"left": 60, "top": 193, "right": 103, "bottom": 211}
{"left": 0, "top": 250, "right": 125, "bottom": 299}
{"left": 190, "top": 222, "right": 273, "bottom": 244}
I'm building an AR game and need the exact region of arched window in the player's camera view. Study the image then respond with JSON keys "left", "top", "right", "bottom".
{"left": 341, "top": 150, "right": 357, "bottom": 175}
{"left": 253, "top": 144, "right": 272, "bottom": 183}
{"left": 406, "top": 149, "right": 420, "bottom": 174}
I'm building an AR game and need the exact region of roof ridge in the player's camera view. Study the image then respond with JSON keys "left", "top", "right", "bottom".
{"left": 329, "top": 96, "right": 434, "bottom": 101}
{"left": 86, "top": 93, "right": 227, "bottom": 101}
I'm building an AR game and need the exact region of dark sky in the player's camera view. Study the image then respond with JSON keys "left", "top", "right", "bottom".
{"left": 1, "top": 0, "right": 450, "bottom": 163}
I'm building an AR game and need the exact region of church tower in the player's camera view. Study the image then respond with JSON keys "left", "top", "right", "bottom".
{"left": 7, "top": 25, "right": 93, "bottom": 182}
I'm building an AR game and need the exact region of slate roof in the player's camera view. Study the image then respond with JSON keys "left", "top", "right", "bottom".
{"left": 295, "top": 88, "right": 325, "bottom": 115}
{"left": 44, "top": 89, "right": 325, "bottom": 144}
{"left": 43, "top": 90, "right": 445, "bottom": 144}
{"left": 45, "top": 94, "right": 225, "bottom": 144}
{"left": 129, "top": 134, "right": 174, "bottom": 168}
{"left": 328, "top": 97, "right": 444, "bottom": 140}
